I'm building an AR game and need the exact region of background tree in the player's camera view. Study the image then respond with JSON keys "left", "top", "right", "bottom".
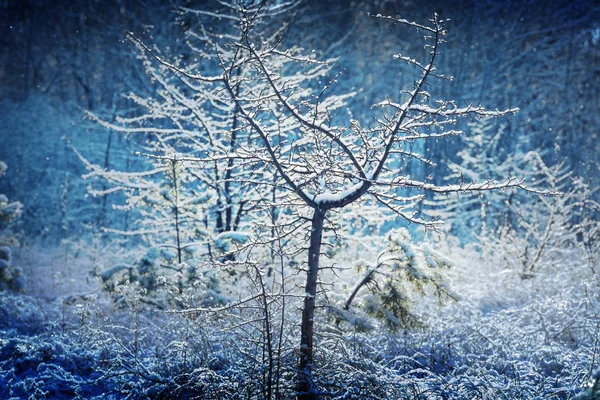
{"left": 77, "top": 1, "right": 335, "bottom": 309}
{"left": 0, "top": 0, "right": 181, "bottom": 243}
{"left": 1, "top": 0, "right": 597, "bottom": 247}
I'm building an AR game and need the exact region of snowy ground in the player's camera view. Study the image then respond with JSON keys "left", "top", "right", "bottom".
{"left": 1, "top": 239, "right": 599, "bottom": 399}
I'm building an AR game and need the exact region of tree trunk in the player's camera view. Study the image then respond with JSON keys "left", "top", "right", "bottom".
{"left": 170, "top": 159, "right": 182, "bottom": 266}
{"left": 297, "top": 207, "right": 325, "bottom": 400}
{"left": 344, "top": 268, "right": 376, "bottom": 311}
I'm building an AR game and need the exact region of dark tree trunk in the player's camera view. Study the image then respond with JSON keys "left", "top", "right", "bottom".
{"left": 99, "top": 130, "right": 113, "bottom": 228}
{"left": 344, "top": 268, "right": 376, "bottom": 311}
{"left": 296, "top": 207, "right": 325, "bottom": 400}
{"left": 170, "top": 159, "right": 182, "bottom": 266}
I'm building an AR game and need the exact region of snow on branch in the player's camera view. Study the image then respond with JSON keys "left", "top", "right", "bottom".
{"left": 376, "top": 99, "right": 519, "bottom": 118}
{"left": 239, "top": 34, "right": 368, "bottom": 182}
{"left": 409, "top": 103, "right": 519, "bottom": 117}
{"left": 370, "top": 13, "right": 438, "bottom": 33}
{"left": 125, "top": 30, "right": 224, "bottom": 83}
{"left": 383, "top": 176, "right": 555, "bottom": 196}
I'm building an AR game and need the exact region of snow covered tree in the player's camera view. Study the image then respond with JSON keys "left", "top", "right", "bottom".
{"left": 445, "top": 0, "right": 600, "bottom": 192}
{"left": 209, "top": 9, "right": 547, "bottom": 398}
{"left": 475, "top": 153, "right": 599, "bottom": 280}
{"left": 427, "top": 114, "right": 598, "bottom": 280}
{"left": 424, "top": 117, "right": 530, "bottom": 241}
{"left": 75, "top": 149, "right": 213, "bottom": 300}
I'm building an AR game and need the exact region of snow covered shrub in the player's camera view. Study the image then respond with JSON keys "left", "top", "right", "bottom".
{"left": 0, "top": 245, "right": 25, "bottom": 292}
{"left": 0, "top": 296, "right": 113, "bottom": 399}
{"left": 438, "top": 150, "right": 599, "bottom": 283}
{"left": 0, "top": 161, "right": 22, "bottom": 228}
{"left": 0, "top": 161, "right": 26, "bottom": 292}
{"left": 0, "top": 161, "right": 21, "bottom": 264}
{"left": 97, "top": 246, "right": 230, "bottom": 309}
{"left": 423, "top": 225, "right": 600, "bottom": 399}
{"left": 54, "top": 287, "right": 291, "bottom": 399}
{"left": 573, "top": 368, "right": 600, "bottom": 400}
{"left": 0, "top": 292, "right": 58, "bottom": 335}
{"left": 329, "top": 228, "right": 456, "bottom": 331}
{"left": 97, "top": 248, "right": 170, "bottom": 295}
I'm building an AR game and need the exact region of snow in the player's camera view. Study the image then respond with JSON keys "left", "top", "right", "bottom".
{"left": 0, "top": 225, "right": 596, "bottom": 399}
{"left": 312, "top": 181, "right": 363, "bottom": 205}
{"left": 312, "top": 169, "right": 377, "bottom": 205}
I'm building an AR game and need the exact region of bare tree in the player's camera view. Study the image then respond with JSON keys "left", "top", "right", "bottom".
{"left": 214, "top": 9, "right": 550, "bottom": 398}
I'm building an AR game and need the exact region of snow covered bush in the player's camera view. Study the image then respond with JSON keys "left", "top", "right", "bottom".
{"left": 0, "top": 162, "right": 25, "bottom": 292}
{"left": 0, "top": 160, "right": 22, "bottom": 231}
{"left": 573, "top": 369, "right": 600, "bottom": 400}
{"left": 328, "top": 228, "right": 456, "bottom": 331}
{"left": 97, "top": 246, "right": 230, "bottom": 310}
{"left": 0, "top": 227, "right": 598, "bottom": 399}
{"left": 0, "top": 245, "right": 25, "bottom": 292}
